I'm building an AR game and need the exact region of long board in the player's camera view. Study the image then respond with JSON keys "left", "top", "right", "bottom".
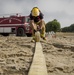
{"left": 28, "top": 42, "right": 48, "bottom": 75}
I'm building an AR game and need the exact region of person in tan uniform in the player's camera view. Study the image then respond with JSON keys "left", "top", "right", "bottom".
{"left": 29, "top": 7, "right": 46, "bottom": 41}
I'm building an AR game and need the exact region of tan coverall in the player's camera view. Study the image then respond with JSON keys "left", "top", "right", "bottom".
{"left": 30, "top": 20, "right": 46, "bottom": 39}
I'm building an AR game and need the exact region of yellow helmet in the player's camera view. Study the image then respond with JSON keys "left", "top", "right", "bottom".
{"left": 31, "top": 7, "right": 40, "bottom": 17}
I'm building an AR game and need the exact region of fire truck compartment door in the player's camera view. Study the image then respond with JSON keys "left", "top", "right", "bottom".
{"left": 0, "top": 27, "right": 11, "bottom": 33}
{"left": 0, "top": 28, "right": 4, "bottom": 33}
{"left": 4, "top": 27, "right": 11, "bottom": 33}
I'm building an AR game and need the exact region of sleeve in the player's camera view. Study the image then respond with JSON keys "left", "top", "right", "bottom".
{"left": 39, "top": 12, "right": 44, "bottom": 19}
{"left": 29, "top": 13, "right": 34, "bottom": 20}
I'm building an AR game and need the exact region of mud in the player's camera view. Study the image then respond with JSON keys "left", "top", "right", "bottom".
{"left": 0, "top": 34, "right": 74, "bottom": 75}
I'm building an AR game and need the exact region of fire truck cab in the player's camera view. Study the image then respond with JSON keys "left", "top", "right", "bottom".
{"left": 0, "top": 14, "right": 32, "bottom": 36}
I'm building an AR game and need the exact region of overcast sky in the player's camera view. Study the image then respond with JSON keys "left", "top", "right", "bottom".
{"left": 0, "top": 0, "right": 74, "bottom": 28}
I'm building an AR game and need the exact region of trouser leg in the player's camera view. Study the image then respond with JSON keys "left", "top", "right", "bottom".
{"left": 39, "top": 20, "right": 46, "bottom": 38}
{"left": 30, "top": 20, "right": 37, "bottom": 39}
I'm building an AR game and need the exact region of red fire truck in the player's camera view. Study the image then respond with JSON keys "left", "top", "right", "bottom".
{"left": 0, "top": 14, "right": 32, "bottom": 36}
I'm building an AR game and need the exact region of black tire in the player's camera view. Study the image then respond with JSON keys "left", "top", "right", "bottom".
{"left": 16, "top": 28, "right": 26, "bottom": 36}
{"left": 1, "top": 33, "right": 9, "bottom": 36}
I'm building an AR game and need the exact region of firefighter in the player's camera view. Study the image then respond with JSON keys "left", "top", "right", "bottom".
{"left": 29, "top": 7, "right": 46, "bottom": 41}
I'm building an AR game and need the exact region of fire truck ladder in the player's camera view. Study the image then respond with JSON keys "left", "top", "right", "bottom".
{"left": 28, "top": 31, "right": 48, "bottom": 75}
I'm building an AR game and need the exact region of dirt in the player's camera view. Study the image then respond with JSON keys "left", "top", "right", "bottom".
{"left": 0, "top": 33, "right": 74, "bottom": 75}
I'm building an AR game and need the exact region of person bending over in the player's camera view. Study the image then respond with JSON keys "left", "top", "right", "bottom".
{"left": 29, "top": 7, "right": 46, "bottom": 41}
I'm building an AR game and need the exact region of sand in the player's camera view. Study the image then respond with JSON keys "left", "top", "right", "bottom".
{"left": 0, "top": 33, "right": 74, "bottom": 75}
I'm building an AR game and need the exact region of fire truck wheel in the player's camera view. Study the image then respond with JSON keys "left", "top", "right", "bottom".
{"left": 16, "top": 28, "right": 26, "bottom": 36}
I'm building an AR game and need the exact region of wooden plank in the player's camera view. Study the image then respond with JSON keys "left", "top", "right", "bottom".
{"left": 28, "top": 42, "right": 48, "bottom": 75}
{"left": 35, "top": 31, "right": 40, "bottom": 42}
